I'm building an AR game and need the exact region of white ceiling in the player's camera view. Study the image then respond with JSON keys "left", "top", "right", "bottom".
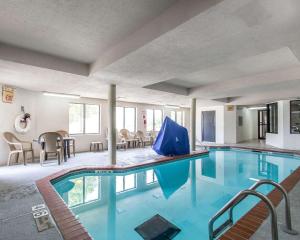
{"left": 1, "top": 0, "right": 300, "bottom": 107}
{"left": 0, "top": 0, "right": 177, "bottom": 62}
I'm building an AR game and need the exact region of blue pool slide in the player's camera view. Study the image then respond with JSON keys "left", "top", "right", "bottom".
{"left": 152, "top": 117, "right": 190, "bottom": 156}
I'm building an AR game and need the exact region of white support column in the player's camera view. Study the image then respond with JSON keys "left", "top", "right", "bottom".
{"left": 108, "top": 84, "right": 116, "bottom": 165}
{"left": 190, "top": 98, "right": 196, "bottom": 152}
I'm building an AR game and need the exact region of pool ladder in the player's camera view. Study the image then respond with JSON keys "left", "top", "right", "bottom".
{"left": 208, "top": 179, "right": 298, "bottom": 240}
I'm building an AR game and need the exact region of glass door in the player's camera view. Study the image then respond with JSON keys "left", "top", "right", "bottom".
{"left": 258, "top": 110, "right": 267, "bottom": 139}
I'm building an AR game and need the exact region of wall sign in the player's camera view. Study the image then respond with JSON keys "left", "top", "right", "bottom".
{"left": 226, "top": 105, "right": 235, "bottom": 111}
{"left": 2, "top": 85, "right": 15, "bottom": 103}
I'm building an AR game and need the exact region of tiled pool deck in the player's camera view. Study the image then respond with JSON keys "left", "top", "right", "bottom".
{"left": 1, "top": 143, "right": 300, "bottom": 240}
{"left": 0, "top": 147, "right": 161, "bottom": 240}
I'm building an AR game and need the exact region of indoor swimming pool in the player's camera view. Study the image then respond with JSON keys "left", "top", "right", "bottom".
{"left": 52, "top": 149, "right": 300, "bottom": 239}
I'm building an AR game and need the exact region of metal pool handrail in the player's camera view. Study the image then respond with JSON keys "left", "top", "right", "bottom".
{"left": 229, "top": 179, "right": 298, "bottom": 235}
{"left": 208, "top": 189, "right": 278, "bottom": 240}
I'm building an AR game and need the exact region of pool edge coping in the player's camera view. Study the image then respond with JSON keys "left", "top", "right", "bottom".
{"left": 35, "top": 147, "right": 300, "bottom": 240}
{"left": 36, "top": 150, "right": 208, "bottom": 240}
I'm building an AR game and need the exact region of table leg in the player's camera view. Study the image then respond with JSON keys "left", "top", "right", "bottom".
{"left": 67, "top": 141, "right": 70, "bottom": 158}
{"left": 63, "top": 145, "right": 67, "bottom": 162}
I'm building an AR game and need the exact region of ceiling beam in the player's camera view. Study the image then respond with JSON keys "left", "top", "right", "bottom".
{"left": 0, "top": 43, "right": 89, "bottom": 76}
{"left": 189, "top": 66, "right": 300, "bottom": 99}
{"left": 90, "top": 0, "right": 223, "bottom": 75}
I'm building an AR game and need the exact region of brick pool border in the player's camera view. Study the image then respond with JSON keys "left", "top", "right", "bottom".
{"left": 36, "top": 148, "right": 300, "bottom": 240}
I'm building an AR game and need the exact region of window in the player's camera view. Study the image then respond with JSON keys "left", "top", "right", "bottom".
{"left": 85, "top": 105, "right": 100, "bottom": 134}
{"left": 176, "top": 111, "right": 182, "bottom": 126}
{"left": 116, "top": 107, "right": 124, "bottom": 131}
{"left": 290, "top": 100, "right": 300, "bottom": 134}
{"left": 116, "top": 174, "right": 136, "bottom": 193}
{"left": 170, "top": 110, "right": 185, "bottom": 126}
{"left": 69, "top": 103, "right": 100, "bottom": 134}
{"left": 154, "top": 110, "right": 163, "bottom": 131}
{"left": 267, "top": 103, "right": 278, "bottom": 134}
{"left": 69, "top": 104, "right": 84, "bottom": 134}
{"left": 170, "top": 111, "right": 176, "bottom": 121}
{"left": 116, "top": 107, "right": 136, "bottom": 132}
{"left": 68, "top": 176, "right": 101, "bottom": 207}
{"left": 147, "top": 109, "right": 163, "bottom": 131}
{"left": 146, "top": 109, "right": 154, "bottom": 132}
{"left": 146, "top": 170, "right": 157, "bottom": 184}
{"left": 125, "top": 107, "right": 135, "bottom": 132}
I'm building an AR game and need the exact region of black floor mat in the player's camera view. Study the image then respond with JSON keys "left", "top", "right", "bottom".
{"left": 135, "top": 214, "right": 181, "bottom": 240}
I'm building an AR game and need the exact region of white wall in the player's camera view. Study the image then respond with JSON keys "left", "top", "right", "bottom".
{"left": 0, "top": 85, "right": 190, "bottom": 166}
{"left": 236, "top": 108, "right": 258, "bottom": 142}
{"left": 196, "top": 105, "right": 260, "bottom": 145}
{"left": 0, "top": 88, "right": 37, "bottom": 165}
{"left": 224, "top": 106, "right": 237, "bottom": 144}
{"left": 266, "top": 100, "right": 300, "bottom": 149}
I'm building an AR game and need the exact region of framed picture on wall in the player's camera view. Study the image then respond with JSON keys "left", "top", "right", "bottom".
{"left": 2, "top": 85, "right": 15, "bottom": 103}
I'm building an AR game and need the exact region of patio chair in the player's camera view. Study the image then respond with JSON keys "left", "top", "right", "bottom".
{"left": 38, "top": 132, "right": 63, "bottom": 165}
{"left": 105, "top": 128, "right": 127, "bottom": 150}
{"left": 116, "top": 133, "right": 127, "bottom": 150}
{"left": 57, "top": 130, "right": 75, "bottom": 156}
{"left": 120, "top": 128, "right": 138, "bottom": 148}
{"left": 2, "top": 132, "right": 34, "bottom": 166}
{"left": 119, "top": 128, "right": 130, "bottom": 139}
{"left": 136, "top": 130, "right": 152, "bottom": 147}
{"left": 146, "top": 131, "right": 156, "bottom": 145}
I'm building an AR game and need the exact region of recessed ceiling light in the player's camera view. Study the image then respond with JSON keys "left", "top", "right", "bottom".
{"left": 43, "top": 92, "right": 80, "bottom": 99}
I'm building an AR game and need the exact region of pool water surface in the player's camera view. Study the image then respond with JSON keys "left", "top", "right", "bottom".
{"left": 53, "top": 149, "right": 300, "bottom": 240}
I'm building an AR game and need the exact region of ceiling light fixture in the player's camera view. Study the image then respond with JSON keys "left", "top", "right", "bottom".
{"left": 165, "top": 105, "right": 180, "bottom": 109}
{"left": 43, "top": 92, "right": 80, "bottom": 99}
{"left": 248, "top": 106, "right": 267, "bottom": 110}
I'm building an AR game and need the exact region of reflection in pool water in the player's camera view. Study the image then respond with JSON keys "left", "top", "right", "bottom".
{"left": 154, "top": 160, "right": 190, "bottom": 199}
{"left": 53, "top": 149, "right": 300, "bottom": 240}
{"left": 258, "top": 154, "right": 279, "bottom": 182}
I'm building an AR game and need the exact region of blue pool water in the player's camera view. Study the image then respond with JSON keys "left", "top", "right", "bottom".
{"left": 53, "top": 149, "right": 300, "bottom": 240}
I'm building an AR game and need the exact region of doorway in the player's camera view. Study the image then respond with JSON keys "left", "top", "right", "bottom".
{"left": 258, "top": 110, "right": 267, "bottom": 139}
{"left": 202, "top": 111, "right": 216, "bottom": 142}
